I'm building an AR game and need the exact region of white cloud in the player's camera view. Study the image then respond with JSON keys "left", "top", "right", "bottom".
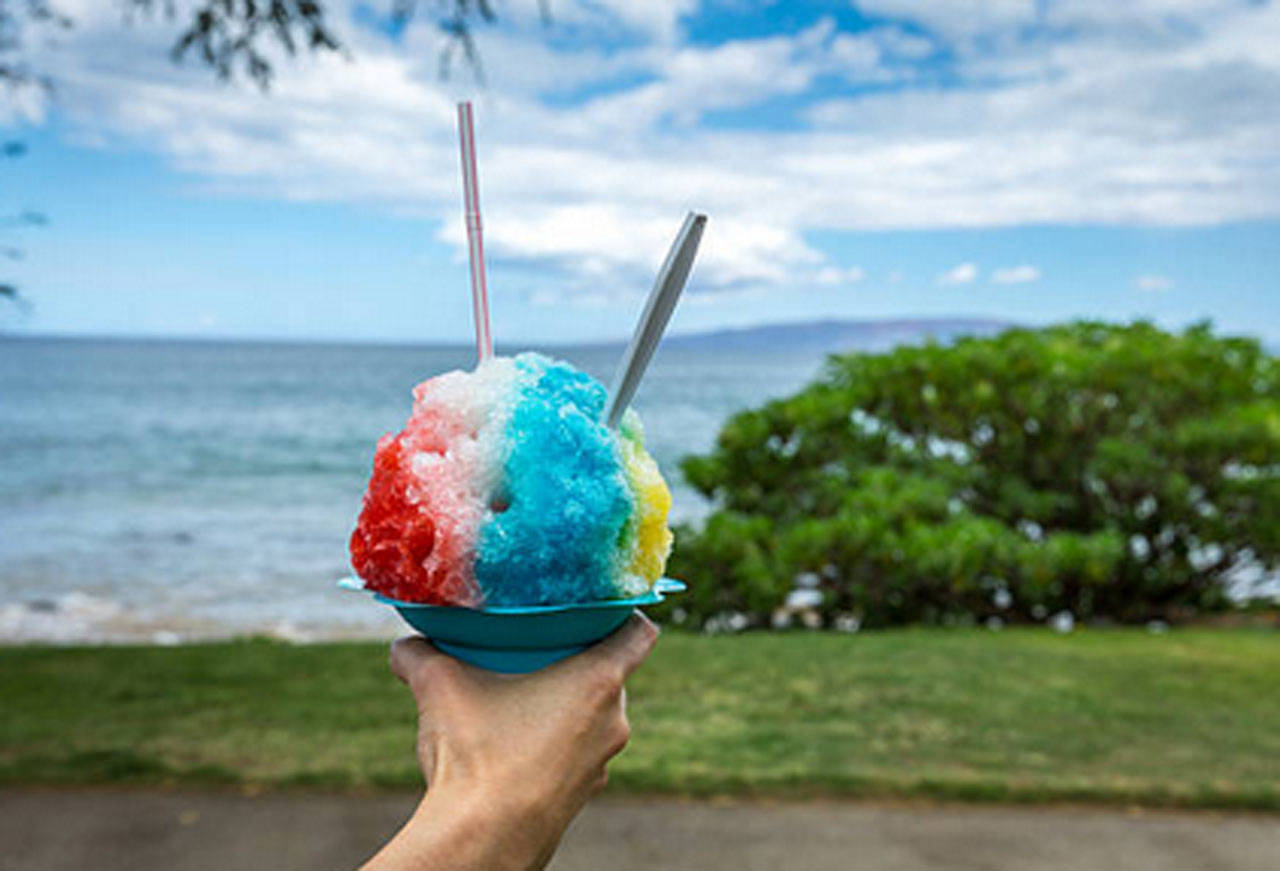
{"left": 556, "top": 0, "right": 698, "bottom": 43}
{"left": 1134, "top": 274, "right": 1173, "bottom": 291}
{"left": 870, "top": 26, "right": 935, "bottom": 60}
{"left": 852, "top": 1, "right": 1036, "bottom": 34}
{"left": 991, "top": 264, "right": 1041, "bottom": 284}
{"left": 852, "top": 0, "right": 1244, "bottom": 42}
{"left": 13, "top": 0, "right": 1280, "bottom": 300}
{"left": 815, "top": 266, "right": 867, "bottom": 286}
{"left": 1044, "top": 0, "right": 1245, "bottom": 30}
{"left": 939, "top": 262, "right": 979, "bottom": 285}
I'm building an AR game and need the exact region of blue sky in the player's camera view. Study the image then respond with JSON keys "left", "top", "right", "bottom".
{"left": 2, "top": 0, "right": 1278, "bottom": 343}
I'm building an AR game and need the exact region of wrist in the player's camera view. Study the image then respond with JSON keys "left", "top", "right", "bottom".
{"left": 425, "top": 778, "right": 561, "bottom": 871}
{"left": 365, "top": 781, "right": 558, "bottom": 871}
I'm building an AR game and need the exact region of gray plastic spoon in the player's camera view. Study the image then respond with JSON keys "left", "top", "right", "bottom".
{"left": 603, "top": 212, "right": 707, "bottom": 429}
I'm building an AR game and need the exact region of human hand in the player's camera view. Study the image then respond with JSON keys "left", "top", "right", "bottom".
{"left": 363, "top": 613, "right": 658, "bottom": 871}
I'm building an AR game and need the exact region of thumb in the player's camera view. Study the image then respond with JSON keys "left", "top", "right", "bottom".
{"left": 582, "top": 612, "right": 659, "bottom": 681}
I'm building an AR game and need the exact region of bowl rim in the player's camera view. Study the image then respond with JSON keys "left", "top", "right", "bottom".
{"left": 339, "top": 576, "right": 685, "bottom": 615}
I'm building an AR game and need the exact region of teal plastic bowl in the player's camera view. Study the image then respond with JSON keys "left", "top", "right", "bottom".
{"left": 340, "top": 577, "right": 685, "bottom": 673}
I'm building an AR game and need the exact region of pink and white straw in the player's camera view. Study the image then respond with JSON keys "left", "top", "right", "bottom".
{"left": 456, "top": 101, "right": 493, "bottom": 363}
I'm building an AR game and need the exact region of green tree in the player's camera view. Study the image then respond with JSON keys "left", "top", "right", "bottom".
{"left": 672, "top": 322, "right": 1280, "bottom": 628}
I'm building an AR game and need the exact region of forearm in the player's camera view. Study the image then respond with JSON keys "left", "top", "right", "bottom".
{"left": 362, "top": 786, "right": 561, "bottom": 871}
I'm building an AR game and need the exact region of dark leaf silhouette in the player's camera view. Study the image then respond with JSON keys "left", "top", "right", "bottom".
{"left": 0, "top": 209, "right": 45, "bottom": 228}
{"left": 0, "top": 282, "right": 32, "bottom": 313}
{"left": 0, "top": 0, "right": 71, "bottom": 90}
{"left": 157, "top": 0, "right": 343, "bottom": 89}
{"left": 129, "top": 0, "right": 530, "bottom": 89}
{"left": 5, "top": 1, "right": 546, "bottom": 92}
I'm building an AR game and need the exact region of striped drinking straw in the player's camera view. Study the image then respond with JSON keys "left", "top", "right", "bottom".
{"left": 456, "top": 101, "right": 493, "bottom": 363}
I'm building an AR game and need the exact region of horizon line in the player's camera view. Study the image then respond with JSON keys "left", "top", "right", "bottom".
{"left": 0, "top": 314, "right": 1022, "bottom": 349}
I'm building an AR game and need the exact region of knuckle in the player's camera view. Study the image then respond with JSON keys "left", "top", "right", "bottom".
{"left": 390, "top": 640, "right": 459, "bottom": 697}
{"left": 415, "top": 656, "right": 461, "bottom": 697}
{"left": 587, "top": 665, "right": 624, "bottom": 703}
{"left": 634, "top": 615, "right": 659, "bottom": 649}
{"left": 388, "top": 639, "right": 413, "bottom": 682}
{"left": 606, "top": 716, "right": 632, "bottom": 756}
{"left": 419, "top": 651, "right": 453, "bottom": 680}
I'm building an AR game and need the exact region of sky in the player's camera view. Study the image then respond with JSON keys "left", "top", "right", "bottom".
{"left": 2, "top": 0, "right": 1278, "bottom": 344}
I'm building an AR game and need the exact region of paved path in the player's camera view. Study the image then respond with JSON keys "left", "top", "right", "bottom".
{"left": 2, "top": 790, "right": 1277, "bottom": 871}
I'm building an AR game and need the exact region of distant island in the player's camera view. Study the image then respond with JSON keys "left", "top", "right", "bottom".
{"left": 3, "top": 317, "right": 1016, "bottom": 354}
{"left": 659, "top": 317, "right": 1013, "bottom": 354}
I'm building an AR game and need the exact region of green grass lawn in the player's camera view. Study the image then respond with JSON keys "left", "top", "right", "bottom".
{"left": 2, "top": 629, "right": 1278, "bottom": 809}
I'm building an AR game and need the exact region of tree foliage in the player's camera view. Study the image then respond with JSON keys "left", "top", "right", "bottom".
{"left": 0, "top": 139, "right": 39, "bottom": 314}
{"left": 670, "top": 322, "right": 1280, "bottom": 628}
{"left": 137, "top": 0, "right": 342, "bottom": 88}
{"left": 1, "top": 0, "right": 513, "bottom": 92}
{"left": 0, "top": 0, "right": 72, "bottom": 92}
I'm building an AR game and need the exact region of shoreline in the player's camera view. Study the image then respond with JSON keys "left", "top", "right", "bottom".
{"left": 2, "top": 609, "right": 1275, "bottom": 647}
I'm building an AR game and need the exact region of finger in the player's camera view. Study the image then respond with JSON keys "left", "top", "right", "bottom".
{"left": 389, "top": 635, "right": 451, "bottom": 690}
{"left": 584, "top": 611, "right": 658, "bottom": 681}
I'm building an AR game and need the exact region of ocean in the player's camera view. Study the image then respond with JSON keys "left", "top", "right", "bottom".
{"left": 0, "top": 337, "right": 823, "bottom": 642}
